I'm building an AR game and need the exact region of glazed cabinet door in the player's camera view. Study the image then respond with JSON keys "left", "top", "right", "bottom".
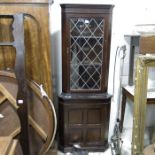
{"left": 62, "top": 5, "right": 113, "bottom": 93}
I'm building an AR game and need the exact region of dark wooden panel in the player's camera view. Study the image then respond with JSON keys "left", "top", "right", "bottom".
{"left": 68, "top": 109, "right": 83, "bottom": 124}
{"left": 68, "top": 128, "right": 83, "bottom": 144}
{"left": 61, "top": 4, "right": 114, "bottom": 14}
{"left": 86, "top": 128, "right": 101, "bottom": 143}
{"left": 87, "top": 109, "right": 102, "bottom": 124}
{"left": 58, "top": 94, "right": 111, "bottom": 152}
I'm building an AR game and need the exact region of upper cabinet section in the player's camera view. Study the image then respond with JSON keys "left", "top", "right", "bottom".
{"left": 70, "top": 17, "right": 104, "bottom": 90}
{"left": 61, "top": 4, "right": 114, "bottom": 93}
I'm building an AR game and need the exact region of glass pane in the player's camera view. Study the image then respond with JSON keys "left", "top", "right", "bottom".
{"left": 70, "top": 17, "right": 104, "bottom": 90}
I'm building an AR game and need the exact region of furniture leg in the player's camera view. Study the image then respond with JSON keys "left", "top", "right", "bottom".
{"left": 120, "top": 88, "right": 127, "bottom": 132}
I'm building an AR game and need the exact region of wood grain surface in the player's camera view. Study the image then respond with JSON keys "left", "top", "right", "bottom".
{"left": 0, "top": 136, "right": 13, "bottom": 155}
{"left": 140, "top": 35, "right": 155, "bottom": 54}
{"left": 0, "top": 0, "right": 50, "bottom": 4}
{"left": 0, "top": 137, "right": 22, "bottom": 155}
{"left": 0, "top": 71, "right": 56, "bottom": 155}
{"left": 0, "top": 2, "right": 53, "bottom": 98}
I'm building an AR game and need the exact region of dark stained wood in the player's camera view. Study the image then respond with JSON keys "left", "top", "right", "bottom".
{"left": 0, "top": 71, "right": 56, "bottom": 155}
{"left": 61, "top": 4, "right": 114, "bottom": 14}
{"left": 61, "top": 4, "right": 114, "bottom": 93}
{"left": 58, "top": 93, "right": 111, "bottom": 152}
{"left": 0, "top": 1, "right": 52, "bottom": 98}
{"left": 59, "top": 4, "right": 113, "bottom": 152}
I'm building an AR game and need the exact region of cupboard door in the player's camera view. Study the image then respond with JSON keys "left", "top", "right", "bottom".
{"left": 59, "top": 97, "right": 111, "bottom": 152}
{"left": 69, "top": 17, "right": 105, "bottom": 92}
{"left": 62, "top": 4, "right": 113, "bottom": 93}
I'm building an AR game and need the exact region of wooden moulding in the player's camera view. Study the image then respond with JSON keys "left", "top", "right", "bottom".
{"left": 0, "top": 0, "right": 52, "bottom": 4}
{"left": 131, "top": 54, "right": 155, "bottom": 155}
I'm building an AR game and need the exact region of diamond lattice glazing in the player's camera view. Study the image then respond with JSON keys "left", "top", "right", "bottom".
{"left": 70, "top": 18, "right": 104, "bottom": 90}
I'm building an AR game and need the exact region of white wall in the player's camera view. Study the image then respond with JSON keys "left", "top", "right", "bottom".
{"left": 49, "top": 0, "right": 155, "bottom": 141}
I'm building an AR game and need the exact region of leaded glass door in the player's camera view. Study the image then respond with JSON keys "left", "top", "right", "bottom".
{"left": 70, "top": 17, "right": 105, "bottom": 91}
{"left": 60, "top": 4, "right": 114, "bottom": 152}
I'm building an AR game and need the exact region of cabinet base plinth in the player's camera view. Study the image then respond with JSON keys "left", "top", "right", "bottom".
{"left": 58, "top": 143, "right": 109, "bottom": 153}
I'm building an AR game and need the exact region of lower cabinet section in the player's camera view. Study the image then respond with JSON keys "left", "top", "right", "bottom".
{"left": 58, "top": 93, "right": 111, "bottom": 152}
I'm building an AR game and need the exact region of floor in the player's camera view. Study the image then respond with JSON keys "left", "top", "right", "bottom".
{"left": 45, "top": 130, "right": 132, "bottom": 155}
{"left": 46, "top": 124, "right": 155, "bottom": 155}
{"left": 46, "top": 147, "right": 131, "bottom": 155}
{"left": 46, "top": 149, "right": 112, "bottom": 155}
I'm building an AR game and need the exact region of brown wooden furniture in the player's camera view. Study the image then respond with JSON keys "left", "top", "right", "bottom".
{"left": 0, "top": 71, "right": 57, "bottom": 155}
{"left": 0, "top": 137, "right": 23, "bottom": 155}
{"left": 58, "top": 4, "right": 114, "bottom": 152}
{"left": 120, "top": 86, "right": 155, "bottom": 132}
{"left": 0, "top": 0, "right": 53, "bottom": 98}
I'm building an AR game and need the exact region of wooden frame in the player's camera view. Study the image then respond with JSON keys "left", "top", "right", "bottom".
{"left": 0, "top": 0, "right": 53, "bottom": 98}
{"left": 132, "top": 54, "right": 155, "bottom": 155}
{"left": 59, "top": 4, "right": 114, "bottom": 152}
{"left": 0, "top": 70, "right": 57, "bottom": 155}
{"left": 61, "top": 4, "right": 114, "bottom": 93}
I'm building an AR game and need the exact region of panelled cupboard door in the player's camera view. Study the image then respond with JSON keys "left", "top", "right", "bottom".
{"left": 58, "top": 93, "right": 111, "bottom": 152}
{"left": 61, "top": 4, "right": 114, "bottom": 93}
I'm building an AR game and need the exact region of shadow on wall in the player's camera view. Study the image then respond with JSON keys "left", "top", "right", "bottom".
{"left": 50, "top": 30, "right": 62, "bottom": 111}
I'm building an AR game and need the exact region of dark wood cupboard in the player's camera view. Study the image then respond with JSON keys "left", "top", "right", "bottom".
{"left": 59, "top": 93, "right": 111, "bottom": 152}
{"left": 59, "top": 4, "right": 114, "bottom": 152}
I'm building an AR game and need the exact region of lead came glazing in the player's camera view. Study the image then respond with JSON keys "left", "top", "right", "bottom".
{"left": 70, "top": 18, "right": 104, "bottom": 90}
